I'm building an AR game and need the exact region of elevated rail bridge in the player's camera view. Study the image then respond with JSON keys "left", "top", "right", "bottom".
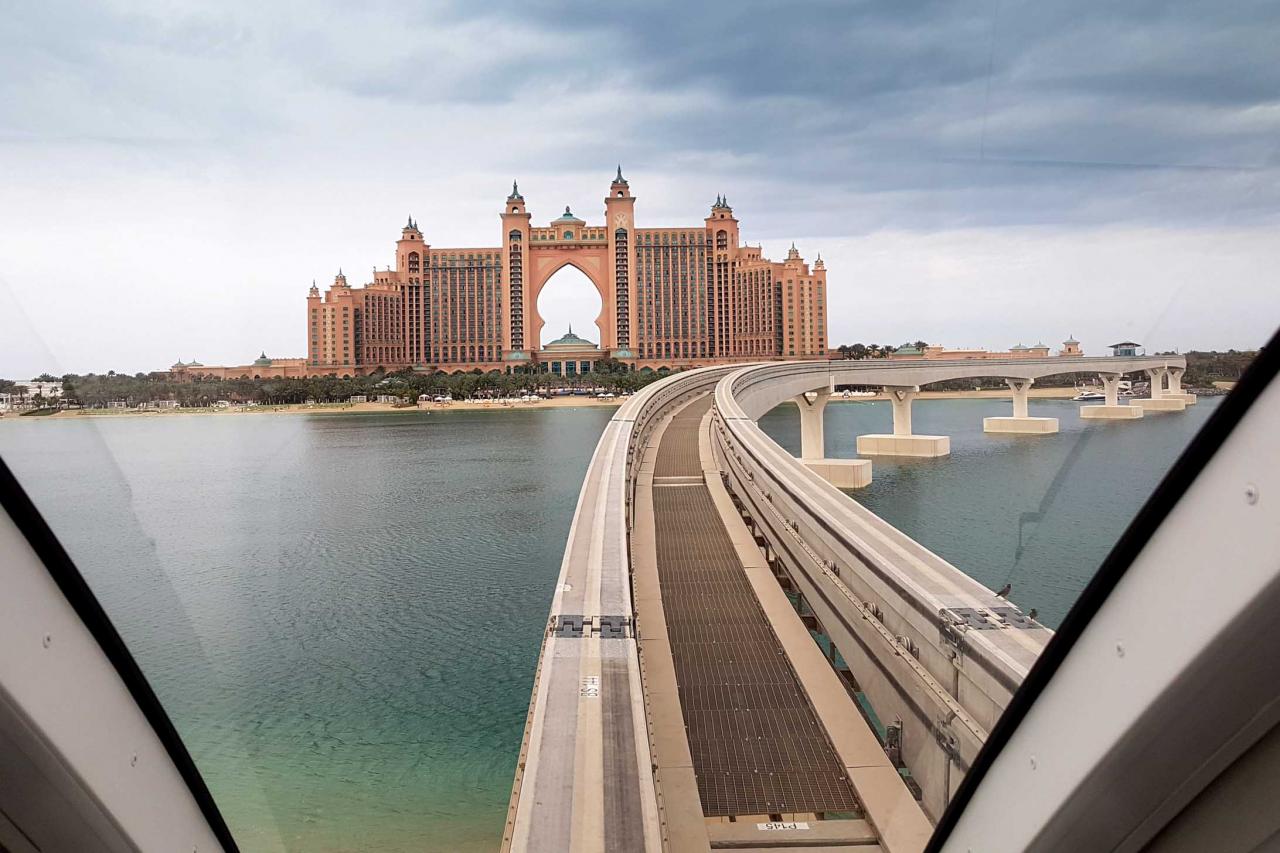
{"left": 503, "top": 354, "right": 1189, "bottom": 852}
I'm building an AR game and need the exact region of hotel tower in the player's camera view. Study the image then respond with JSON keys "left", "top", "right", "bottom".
{"left": 305, "top": 169, "right": 828, "bottom": 376}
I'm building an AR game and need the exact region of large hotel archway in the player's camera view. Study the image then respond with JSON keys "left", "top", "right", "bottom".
{"left": 303, "top": 170, "right": 829, "bottom": 375}
{"left": 526, "top": 246, "right": 612, "bottom": 349}
{"left": 535, "top": 263, "right": 604, "bottom": 346}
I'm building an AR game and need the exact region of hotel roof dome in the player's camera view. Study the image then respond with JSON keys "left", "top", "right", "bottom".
{"left": 253, "top": 352, "right": 272, "bottom": 366}
{"left": 543, "top": 326, "right": 597, "bottom": 350}
{"left": 555, "top": 206, "right": 584, "bottom": 222}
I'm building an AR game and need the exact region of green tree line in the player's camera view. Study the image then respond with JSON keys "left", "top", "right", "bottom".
{"left": 10, "top": 363, "right": 672, "bottom": 408}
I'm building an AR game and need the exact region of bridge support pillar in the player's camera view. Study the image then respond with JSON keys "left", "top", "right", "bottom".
{"left": 984, "top": 378, "right": 1059, "bottom": 434}
{"left": 1165, "top": 366, "right": 1197, "bottom": 404}
{"left": 794, "top": 388, "right": 874, "bottom": 486}
{"left": 1081, "top": 372, "right": 1143, "bottom": 420}
{"left": 857, "top": 386, "right": 950, "bottom": 457}
{"left": 1134, "top": 367, "right": 1186, "bottom": 412}
{"left": 792, "top": 388, "right": 830, "bottom": 460}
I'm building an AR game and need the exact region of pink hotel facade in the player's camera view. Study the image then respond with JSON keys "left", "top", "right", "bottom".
{"left": 299, "top": 169, "right": 828, "bottom": 376}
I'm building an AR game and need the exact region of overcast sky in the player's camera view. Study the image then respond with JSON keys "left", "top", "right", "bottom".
{"left": 1, "top": 0, "right": 1277, "bottom": 376}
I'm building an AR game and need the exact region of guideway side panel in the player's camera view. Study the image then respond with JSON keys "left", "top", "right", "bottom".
{"left": 652, "top": 397, "right": 858, "bottom": 817}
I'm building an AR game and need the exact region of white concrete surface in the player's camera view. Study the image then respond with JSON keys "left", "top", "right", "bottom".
{"left": 1080, "top": 405, "right": 1143, "bottom": 420}
{"left": 857, "top": 434, "right": 950, "bottom": 457}
{"left": 1134, "top": 397, "right": 1188, "bottom": 412}
{"left": 984, "top": 416, "right": 1059, "bottom": 434}
{"left": 803, "top": 458, "right": 873, "bottom": 488}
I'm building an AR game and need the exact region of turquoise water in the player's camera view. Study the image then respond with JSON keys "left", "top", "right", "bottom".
{"left": 760, "top": 396, "right": 1219, "bottom": 627}
{"left": 0, "top": 408, "right": 614, "bottom": 852}
{"left": 0, "top": 397, "right": 1214, "bottom": 849}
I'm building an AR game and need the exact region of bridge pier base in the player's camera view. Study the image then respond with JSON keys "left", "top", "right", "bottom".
{"left": 984, "top": 378, "right": 1058, "bottom": 435}
{"left": 1080, "top": 405, "right": 1143, "bottom": 419}
{"left": 1134, "top": 396, "right": 1187, "bottom": 412}
{"left": 1081, "top": 372, "right": 1144, "bottom": 420}
{"left": 857, "top": 385, "right": 951, "bottom": 457}
{"left": 803, "top": 458, "right": 873, "bottom": 488}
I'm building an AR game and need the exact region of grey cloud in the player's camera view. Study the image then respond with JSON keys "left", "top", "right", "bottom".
{"left": 0, "top": 0, "right": 1277, "bottom": 235}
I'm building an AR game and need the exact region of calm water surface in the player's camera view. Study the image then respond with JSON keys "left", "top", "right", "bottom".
{"left": 0, "top": 396, "right": 1214, "bottom": 850}
{"left": 0, "top": 408, "right": 614, "bottom": 852}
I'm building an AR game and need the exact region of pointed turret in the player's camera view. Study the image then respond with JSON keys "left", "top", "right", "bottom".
{"left": 401, "top": 215, "right": 423, "bottom": 243}
{"left": 508, "top": 180, "right": 524, "bottom": 202}
{"left": 787, "top": 242, "right": 801, "bottom": 260}
{"left": 609, "top": 165, "right": 632, "bottom": 199}
{"left": 814, "top": 252, "right": 825, "bottom": 270}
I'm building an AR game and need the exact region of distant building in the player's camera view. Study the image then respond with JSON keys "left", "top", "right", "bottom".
{"left": 17, "top": 380, "right": 63, "bottom": 400}
{"left": 1109, "top": 341, "right": 1143, "bottom": 357}
{"left": 888, "top": 340, "right": 1070, "bottom": 360}
{"left": 303, "top": 171, "right": 828, "bottom": 376}
{"left": 168, "top": 354, "right": 309, "bottom": 381}
{"left": 539, "top": 326, "right": 601, "bottom": 377}
{"left": 160, "top": 173, "right": 830, "bottom": 379}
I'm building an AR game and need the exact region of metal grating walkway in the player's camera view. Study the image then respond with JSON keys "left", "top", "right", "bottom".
{"left": 651, "top": 396, "right": 858, "bottom": 817}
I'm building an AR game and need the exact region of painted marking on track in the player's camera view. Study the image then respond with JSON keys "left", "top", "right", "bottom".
{"left": 579, "top": 676, "right": 600, "bottom": 698}
{"left": 757, "top": 821, "right": 810, "bottom": 831}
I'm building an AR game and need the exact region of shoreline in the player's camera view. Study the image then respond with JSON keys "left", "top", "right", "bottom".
{"left": 1, "top": 387, "right": 1088, "bottom": 421}
{"left": 0, "top": 396, "right": 626, "bottom": 420}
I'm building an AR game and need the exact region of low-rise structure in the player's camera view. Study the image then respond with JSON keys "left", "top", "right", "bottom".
{"left": 888, "top": 338, "right": 1083, "bottom": 360}
{"left": 168, "top": 354, "right": 309, "bottom": 381}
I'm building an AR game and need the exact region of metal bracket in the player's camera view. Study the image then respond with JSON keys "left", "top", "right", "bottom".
{"left": 945, "top": 607, "right": 1001, "bottom": 630}
{"left": 550, "top": 614, "right": 632, "bottom": 639}
{"left": 553, "top": 614, "right": 586, "bottom": 637}
{"left": 989, "top": 606, "right": 1038, "bottom": 630}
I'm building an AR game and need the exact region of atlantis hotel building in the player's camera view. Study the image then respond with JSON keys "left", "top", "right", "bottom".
{"left": 276, "top": 170, "right": 826, "bottom": 377}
